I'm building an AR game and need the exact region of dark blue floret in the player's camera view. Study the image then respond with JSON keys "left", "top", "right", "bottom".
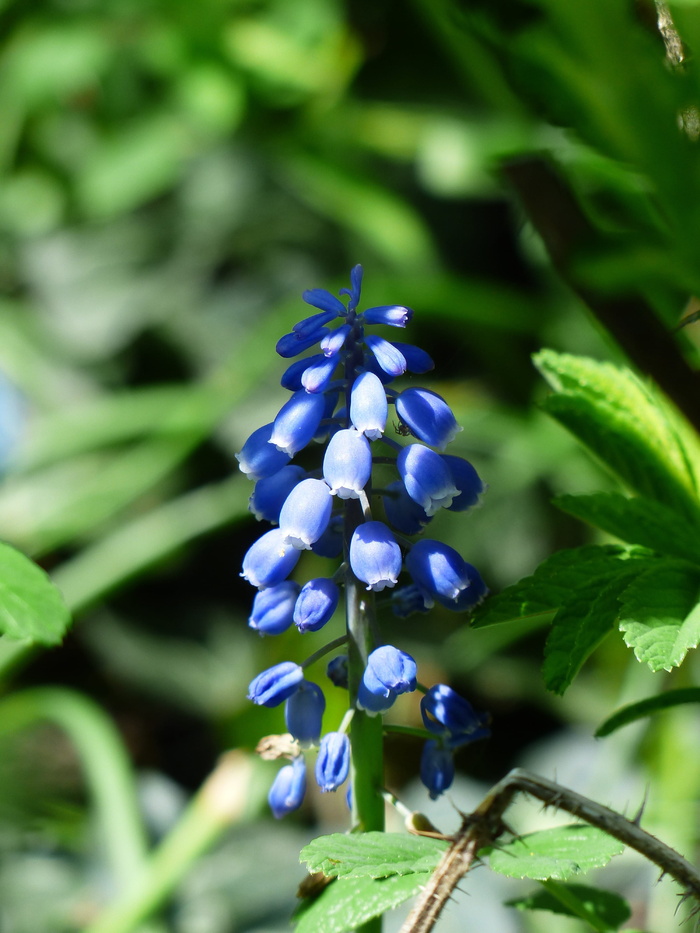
{"left": 276, "top": 326, "right": 331, "bottom": 358}
{"left": 285, "top": 680, "right": 326, "bottom": 745}
{"left": 420, "top": 741, "right": 455, "bottom": 799}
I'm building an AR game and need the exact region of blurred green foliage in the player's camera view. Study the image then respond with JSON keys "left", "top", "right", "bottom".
{"left": 2, "top": 0, "right": 700, "bottom": 930}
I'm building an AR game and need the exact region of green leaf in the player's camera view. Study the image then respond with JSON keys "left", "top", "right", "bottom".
{"left": 300, "top": 832, "right": 447, "bottom": 880}
{"left": 472, "top": 544, "right": 639, "bottom": 628}
{"left": 554, "top": 492, "right": 700, "bottom": 562}
{"left": 543, "top": 563, "right": 649, "bottom": 694}
{"left": 618, "top": 560, "right": 700, "bottom": 671}
{"left": 488, "top": 825, "right": 624, "bottom": 881}
{"left": 534, "top": 351, "right": 700, "bottom": 518}
{"left": 0, "top": 542, "right": 70, "bottom": 645}
{"left": 507, "top": 882, "right": 631, "bottom": 928}
{"left": 596, "top": 687, "right": 700, "bottom": 737}
{"left": 293, "top": 874, "right": 428, "bottom": 933}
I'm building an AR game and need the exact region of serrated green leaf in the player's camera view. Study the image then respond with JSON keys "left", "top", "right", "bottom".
{"left": 300, "top": 832, "right": 447, "bottom": 880}
{"left": 543, "top": 564, "right": 648, "bottom": 694}
{"left": 554, "top": 492, "right": 700, "bottom": 562}
{"left": 488, "top": 825, "right": 624, "bottom": 881}
{"left": 293, "top": 873, "right": 428, "bottom": 933}
{"left": 0, "top": 542, "right": 70, "bottom": 645}
{"left": 472, "top": 544, "right": 638, "bottom": 628}
{"left": 507, "top": 882, "right": 631, "bottom": 927}
{"left": 618, "top": 561, "right": 700, "bottom": 670}
{"left": 596, "top": 687, "right": 700, "bottom": 737}
{"left": 534, "top": 351, "right": 700, "bottom": 518}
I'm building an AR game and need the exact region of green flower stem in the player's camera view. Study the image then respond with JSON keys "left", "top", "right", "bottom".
{"left": 301, "top": 634, "right": 349, "bottom": 670}
{"left": 345, "top": 496, "right": 384, "bottom": 933}
{"left": 382, "top": 723, "right": 432, "bottom": 741}
{"left": 0, "top": 687, "right": 149, "bottom": 894}
{"left": 345, "top": 565, "right": 384, "bottom": 833}
{"left": 84, "top": 751, "right": 259, "bottom": 933}
{"left": 539, "top": 880, "right": 613, "bottom": 933}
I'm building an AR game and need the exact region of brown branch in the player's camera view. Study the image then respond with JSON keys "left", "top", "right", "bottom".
{"left": 502, "top": 156, "right": 700, "bottom": 438}
{"left": 400, "top": 767, "right": 700, "bottom": 933}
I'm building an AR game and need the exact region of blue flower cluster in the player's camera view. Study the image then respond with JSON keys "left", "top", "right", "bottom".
{"left": 238, "top": 265, "right": 489, "bottom": 818}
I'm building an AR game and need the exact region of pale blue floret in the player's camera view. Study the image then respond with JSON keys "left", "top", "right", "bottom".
{"left": 349, "top": 520, "right": 402, "bottom": 591}
{"left": 357, "top": 645, "right": 417, "bottom": 714}
{"left": 300, "top": 355, "right": 338, "bottom": 393}
{"left": 361, "top": 305, "right": 413, "bottom": 327}
{"left": 294, "top": 578, "right": 340, "bottom": 632}
{"left": 365, "top": 334, "right": 407, "bottom": 376}
{"left": 405, "top": 538, "right": 473, "bottom": 603}
{"left": 323, "top": 428, "right": 372, "bottom": 498}
{"left": 268, "top": 755, "right": 307, "bottom": 818}
{"left": 248, "top": 661, "right": 304, "bottom": 707}
{"left": 315, "top": 731, "right": 350, "bottom": 792}
{"left": 285, "top": 680, "right": 326, "bottom": 745}
{"left": 395, "top": 387, "right": 463, "bottom": 451}
{"left": 236, "top": 423, "right": 291, "bottom": 480}
{"left": 269, "top": 389, "right": 326, "bottom": 456}
{"left": 397, "top": 444, "right": 459, "bottom": 515}
{"left": 278, "top": 477, "right": 333, "bottom": 549}
{"left": 248, "top": 581, "right": 301, "bottom": 635}
{"left": 241, "top": 528, "right": 301, "bottom": 588}
{"left": 321, "top": 324, "right": 351, "bottom": 357}
{"left": 349, "top": 370, "right": 387, "bottom": 440}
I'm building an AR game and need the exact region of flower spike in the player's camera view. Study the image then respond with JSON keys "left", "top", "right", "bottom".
{"left": 241, "top": 265, "right": 490, "bottom": 818}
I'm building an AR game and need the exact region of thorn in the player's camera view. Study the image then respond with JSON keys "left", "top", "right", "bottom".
{"left": 632, "top": 785, "right": 650, "bottom": 826}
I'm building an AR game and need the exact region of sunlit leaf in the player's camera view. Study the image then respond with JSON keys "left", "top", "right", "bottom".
{"left": 472, "top": 544, "right": 639, "bottom": 629}
{"left": 300, "top": 832, "right": 447, "bottom": 880}
{"left": 0, "top": 542, "right": 70, "bottom": 645}
{"left": 543, "top": 563, "right": 650, "bottom": 694}
{"left": 534, "top": 351, "right": 700, "bottom": 518}
{"left": 618, "top": 561, "right": 700, "bottom": 671}
{"left": 293, "top": 873, "right": 428, "bottom": 933}
{"left": 488, "top": 825, "right": 624, "bottom": 880}
{"left": 554, "top": 492, "right": 700, "bottom": 562}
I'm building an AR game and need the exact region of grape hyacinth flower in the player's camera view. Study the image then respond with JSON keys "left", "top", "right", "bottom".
{"left": 238, "top": 265, "right": 491, "bottom": 820}
{"left": 248, "top": 581, "right": 300, "bottom": 635}
{"left": 286, "top": 680, "right": 326, "bottom": 746}
{"left": 269, "top": 755, "right": 307, "bottom": 819}
{"left": 316, "top": 731, "right": 351, "bottom": 792}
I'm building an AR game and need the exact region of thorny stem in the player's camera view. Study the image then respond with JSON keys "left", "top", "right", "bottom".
{"left": 400, "top": 768, "right": 700, "bottom": 933}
